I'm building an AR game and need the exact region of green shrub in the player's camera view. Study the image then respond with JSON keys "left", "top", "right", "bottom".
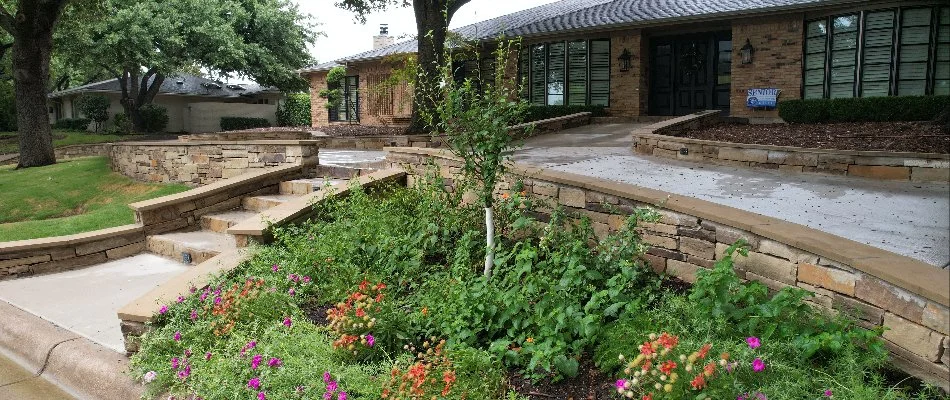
{"left": 52, "top": 118, "right": 91, "bottom": 131}
{"left": 0, "top": 80, "right": 16, "bottom": 131}
{"left": 276, "top": 93, "right": 311, "bottom": 126}
{"left": 76, "top": 94, "right": 111, "bottom": 132}
{"left": 779, "top": 96, "right": 950, "bottom": 123}
{"left": 220, "top": 116, "right": 271, "bottom": 131}
{"left": 521, "top": 105, "right": 606, "bottom": 123}
{"left": 111, "top": 113, "right": 133, "bottom": 135}
{"left": 139, "top": 104, "right": 169, "bottom": 133}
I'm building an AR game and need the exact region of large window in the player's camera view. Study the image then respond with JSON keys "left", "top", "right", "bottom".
{"left": 329, "top": 75, "right": 359, "bottom": 122}
{"left": 804, "top": 5, "right": 949, "bottom": 99}
{"left": 520, "top": 38, "right": 610, "bottom": 106}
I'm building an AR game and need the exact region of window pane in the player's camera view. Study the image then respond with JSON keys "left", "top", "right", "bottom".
{"left": 862, "top": 81, "right": 890, "bottom": 97}
{"left": 589, "top": 39, "right": 610, "bottom": 106}
{"left": 805, "top": 69, "right": 825, "bottom": 86}
{"left": 804, "top": 85, "right": 824, "bottom": 99}
{"left": 861, "top": 10, "right": 894, "bottom": 98}
{"left": 518, "top": 48, "right": 529, "bottom": 99}
{"left": 567, "top": 40, "right": 588, "bottom": 105}
{"left": 897, "top": 8, "right": 932, "bottom": 96}
{"left": 829, "top": 14, "right": 858, "bottom": 98}
{"left": 547, "top": 42, "right": 565, "bottom": 105}
{"left": 804, "top": 19, "right": 828, "bottom": 98}
{"left": 898, "top": 80, "right": 926, "bottom": 95}
{"left": 531, "top": 44, "right": 546, "bottom": 105}
{"left": 807, "top": 20, "right": 828, "bottom": 37}
{"left": 717, "top": 40, "right": 731, "bottom": 86}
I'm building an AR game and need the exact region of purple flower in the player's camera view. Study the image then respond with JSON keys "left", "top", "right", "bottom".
{"left": 752, "top": 358, "right": 765, "bottom": 372}
{"left": 737, "top": 395, "right": 748, "bottom": 400}
{"left": 177, "top": 296, "right": 185, "bottom": 303}
{"left": 755, "top": 393, "right": 767, "bottom": 400}
{"left": 323, "top": 371, "right": 331, "bottom": 383}
{"left": 338, "top": 392, "right": 347, "bottom": 400}
{"left": 247, "top": 377, "right": 261, "bottom": 390}
{"left": 143, "top": 371, "right": 157, "bottom": 383}
{"left": 214, "top": 296, "right": 222, "bottom": 305}
{"left": 200, "top": 292, "right": 209, "bottom": 301}
{"left": 365, "top": 334, "right": 375, "bottom": 347}
{"left": 288, "top": 288, "right": 296, "bottom": 296}
{"left": 171, "top": 357, "right": 180, "bottom": 369}
{"left": 271, "top": 264, "right": 279, "bottom": 272}
{"left": 205, "top": 352, "right": 212, "bottom": 361}
{"left": 173, "top": 331, "right": 181, "bottom": 341}
{"left": 323, "top": 393, "right": 332, "bottom": 400}
{"left": 283, "top": 317, "right": 292, "bottom": 327}
{"left": 251, "top": 354, "right": 263, "bottom": 369}
{"left": 189, "top": 286, "right": 197, "bottom": 293}
{"left": 190, "top": 310, "right": 198, "bottom": 320}
{"left": 177, "top": 365, "right": 191, "bottom": 380}
{"left": 184, "top": 349, "right": 192, "bottom": 357}
{"left": 615, "top": 379, "right": 627, "bottom": 389}
{"left": 725, "top": 361, "right": 737, "bottom": 373}
{"left": 303, "top": 276, "right": 311, "bottom": 283}
{"left": 746, "top": 336, "right": 761, "bottom": 349}
{"left": 159, "top": 305, "right": 168, "bottom": 315}
{"left": 326, "top": 380, "right": 338, "bottom": 392}
{"left": 267, "top": 357, "right": 282, "bottom": 368}
{"left": 295, "top": 386, "right": 305, "bottom": 394}
{"left": 257, "top": 392, "right": 266, "bottom": 400}
{"left": 288, "top": 273, "right": 298, "bottom": 282}
{"left": 824, "top": 389, "right": 833, "bottom": 397}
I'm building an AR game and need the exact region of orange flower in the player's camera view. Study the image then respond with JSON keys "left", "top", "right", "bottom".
{"left": 520, "top": 190, "right": 527, "bottom": 196}
{"left": 526, "top": 337, "right": 534, "bottom": 343}
{"left": 703, "top": 362, "right": 716, "bottom": 377}
{"left": 421, "top": 307, "right": 428, "bottom": 316}
{"left": 501, "top": 192, "right": 510, "bottom": 199}
{"left": 690, "top": 374, "right": 706, "bottom": 390}
{"left": 657, "top": 332, "right": 679, "bottom": 349}
{"left": 639, "top": 341, "right": 655, "bottom": 356}
{"left": 659, "top": 360, "right": 677, "bottom": 375}
{"left": 697, "top": 343, "right": 712, "bottom": 359}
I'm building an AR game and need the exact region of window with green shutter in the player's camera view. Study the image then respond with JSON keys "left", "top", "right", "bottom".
{"left": 547, "top": 42, "right": 566, "bottom": 105}
{"left": 517, "top": 39, "right": 610, "bottom": 106}
{"left": 518, "top": 47, "right": 529, "bottom": 99}
{"left": 567, "top": 40, "right": 588, "bottom": 105}
{"left": 531, "top": 44, "right": 546, "bottom": 105}
{"left": 935, "top": 7, "right": 950, "bottom": 95}
{"left": 804, "top": 20, "right": 828, "bottom": 99}
{"left": 897, "top": 8, "right": 933, "bottom": 96}
{"left": 829, "top": 14, "right": 858, "bottom": 98}
{"left": 861, "top": 11, "right": 895, "bottom": 97}
{"left": 589, "top": 39, "right": 611, "bottom": 106}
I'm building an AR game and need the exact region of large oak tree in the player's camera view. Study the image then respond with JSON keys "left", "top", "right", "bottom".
{"left": 61, "top": 0, "right": 317, "bottom": 132}
{"left": 335, "top": 0, "right": 471, "bottom": 133}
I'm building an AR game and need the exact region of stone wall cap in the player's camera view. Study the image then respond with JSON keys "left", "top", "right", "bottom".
{"left": 385, "top": 146, "right": 950, "bottom": 307}
{"left": 129, "top": 164, "right": 304, "bottom": 211}
{"left": 508, "top": 112, "right": 592, "bottom": 131}
{"left": 0, "top": 224, "right": 143, "bottom": 253}
{"left": 112, "top": 140, "right": 323, "bottom": 146}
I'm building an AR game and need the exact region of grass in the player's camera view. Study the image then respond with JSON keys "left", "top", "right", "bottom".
{"left": 0, "top": 156, "right": 189, "bottom": 241}
{"left": 0, "top": 130, "right": 146, "bottom": 155}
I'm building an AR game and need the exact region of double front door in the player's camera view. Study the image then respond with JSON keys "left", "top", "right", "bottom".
{"left": 649, "top": 32, "right": 732, "bottom": 116}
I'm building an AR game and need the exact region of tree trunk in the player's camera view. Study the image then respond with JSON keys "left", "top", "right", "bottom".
{"left": 406, "top": 0, "right": 469, "bottom": 134}
{"left": 10, "top": 1, "right": 67, "bottom": 168}
{"left": 116, "top": 68, "right": 164, "bottom": 132}
{"left": 483, "top": 205, "right": 495, "bottom": 277}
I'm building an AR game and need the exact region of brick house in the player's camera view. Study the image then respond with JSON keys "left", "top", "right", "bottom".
{"left": 301, "top": 0, "right": 949, "bottom": 126}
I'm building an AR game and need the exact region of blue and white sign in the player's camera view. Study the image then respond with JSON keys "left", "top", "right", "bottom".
{"left": 746, "top": 88, "right": 780, "bottom": 108}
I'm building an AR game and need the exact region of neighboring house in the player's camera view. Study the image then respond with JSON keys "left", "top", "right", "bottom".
{"left": 301, "top": 0, "right": 949, "bottom": 126}
{"left": 48, "top": 74, "right": 284, "bottom": 133}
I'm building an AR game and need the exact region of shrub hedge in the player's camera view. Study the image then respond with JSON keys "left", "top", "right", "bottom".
{"left": 139, "top": 104, "right": 169, "bottom": 133}
{"left": 521, "top": 105, "right": 606, "bottom": 123}
{"left": 778, "top": 95, "right": 949, "bottom": 123}
{"left": 52, "top": 118, "right": 91, "bottom": 130}
{"left": 220, "top": 116, "right": 271, "bottom": 131}
{"left": 276, "top": 93, "right": 311, "bottom": 127}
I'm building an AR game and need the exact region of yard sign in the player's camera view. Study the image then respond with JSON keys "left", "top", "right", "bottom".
{"left": 746, "top": 88, "right": 780, "bottom": 109}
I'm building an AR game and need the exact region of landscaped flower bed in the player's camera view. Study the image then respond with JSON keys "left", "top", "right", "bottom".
{"left": 131, "top": 178, "right": 946, "bottom": 399}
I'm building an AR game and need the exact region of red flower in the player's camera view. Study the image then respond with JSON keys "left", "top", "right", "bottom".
{"left": 703, "top": 362, "right": 716, "bottom": 377}
{"left": 660, "top": 360, "right": 677, "bottom": 375}
{"left": 690, "top": 374, "right": 706, "bottom": 390}
{"left": 657, "top": 332, "right": 679, "bottom": 349}
{"left": 697, "top": 343, "right": 712, "bottom": 359}
{"left": 639, "top": 341, "right": 655, "bottom": 356}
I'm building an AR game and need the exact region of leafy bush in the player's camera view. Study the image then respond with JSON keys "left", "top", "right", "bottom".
{"left": 111, "top": 113, "right": 133, "bottom": 135}
{"left": 521, "top": 105, "right": 607, "bottom": 123}
{"left": 139, "top": 104, "right": 169, "bottom": 133}
{"left": 318, "top": 66, "right": 346, "bottom": 110}
{"left": 52, "top": 118, "right": 91, "bottom": 130}
{"left": 220, "top": 117, "right": 271, "bottom": 131}
{"left": 779, "top": 96, "right": 950, "bottom": 123}
{"left": 276, "top": 93, "right": 311, "bottom": 126}
{"left": 0, "top": 80, "right": 16, "bottom": 131}
{"left": 76, "top": 94, "right": 111, "bottom": 132}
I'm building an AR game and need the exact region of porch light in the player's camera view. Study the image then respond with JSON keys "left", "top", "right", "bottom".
{"left": 618, "top": 48, "right": 632, "bottom": 72}
{"left": 740, "top": 39, "right": 755, "bottom": 64}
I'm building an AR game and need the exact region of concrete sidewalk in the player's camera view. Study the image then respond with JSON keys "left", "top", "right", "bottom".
{"left": 513, "top": 124, "right": 950, "bottom": 268}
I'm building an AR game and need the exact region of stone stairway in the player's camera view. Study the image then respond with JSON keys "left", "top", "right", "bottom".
{"left": 144, "top": 177, "right": 346, "bottom": 265}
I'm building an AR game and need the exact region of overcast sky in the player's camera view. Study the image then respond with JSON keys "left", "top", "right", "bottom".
{"left": 296, "top": 0, "right": 559, "bottom": 63}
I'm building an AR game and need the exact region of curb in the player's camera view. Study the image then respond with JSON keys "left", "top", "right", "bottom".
{"left": 0, "top": 300, "right": 144, "bottom": 400}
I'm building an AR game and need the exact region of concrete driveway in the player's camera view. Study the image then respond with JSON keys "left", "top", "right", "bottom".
{"left": 513, "top": 123, "right": 950, "bottom": 268}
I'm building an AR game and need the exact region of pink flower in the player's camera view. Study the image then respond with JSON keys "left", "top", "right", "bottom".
{"left": 323, "top": 393, "right": 332, "bottom": 400}
{"left": 288, "top": 288, "right": 296, "bottom": 296}
{"left": 173, "top": 331, "right": 181, "bottom": 341}
{"left": 213, "top": 296, "right": 222, "bottom": 304}
{"left": 295, "top": 386, "right": 305, "bottom": 394}
{"left": 326, "top": 380, "right": 338, "bottom": 392}
{"left": 184, "top": 349, "right": 192, "bottom": 357}
{"left": 615, "top": 379, "right": 627, "bottom": 389}
{"left": 752, "top": 358, "right": 765, "bottom": 372}
{"left": 177, "top": 296, "right": 185, "bottom": 303}
{"left": 746, "top": 336, "right": 761, "bottom": 349}
{"left": 288, "top": 274, "right": 298, "bottom": 282}
{"left": 177, "top": 365, "right": 191, "bottom": 380}
{"left": 257, "top": 392, "right": 266, "bottom": 400}
{"left": 303, "top": 276, "right": 311, "bottom": 283}
{"left": 267, "top": 357, "right": 282, "bottom": 368}
{"left": 271, "top": 264, "right": 279, "bottom": 272}
{"left": 205, "top": 352, "right": 212, "bottom": 361}
{"left": 323, "top": 371, "right": 331, "bottom": 383}
{"left": 143, "top": 371, "right": 157, "bottom": 383}
{"left": 338, "top": 392, "right": 346, "bottom": 400}
{"left": 247, "top": 377, "right": 261, "bottom": 390}
{"left": 283, "top": 317, "right": 292, "bottom": 327}
{"left": 251, "top": 354, "right": 263, "bottom": 369}
{"left": 190, "top": 310, "right": 198, "bottom": 320}
{"left": 366, "top": 334, "right": 375, "bottom": 347}
{"left": 189, "top": 286, "right": 197, "bottom": 293}
{"left": 824, "top": 389, "right": 833, "bottom": 397}
{"left": 171, "top": 357, "right": 180, "bottom": 369}
{"left": 200, "top": 292, "right": 209, "bottom": 301}
{"left": 159, "top": 305, "right": 168, "bottom": 314}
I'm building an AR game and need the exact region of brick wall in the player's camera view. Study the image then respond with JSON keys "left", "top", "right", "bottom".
{"left": 305, "top": 60, "right": 413, "bottom": 128}
{"left": 609, "top": 29, "right": 648, "bottom": 117}
{"left": 730, "top": 14, "right": 804, "bottom": 118}
{"left": 110, "top": 141, "right": 319, "bottom": 185}
{"left": 308, "top": 70, "right": 330, "bottom": 127}
{"left": 385, "top": 147, "right": 950, "bottom": 389}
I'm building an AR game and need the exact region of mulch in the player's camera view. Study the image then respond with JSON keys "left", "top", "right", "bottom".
{"left": 316, "top": 124, "right": 412, "bottom": 137}
{"left": 507, "top": 356, "right": 613, "bottom": 400}
{"left": 676, "top": 121, "right": 949, "bottom": 154}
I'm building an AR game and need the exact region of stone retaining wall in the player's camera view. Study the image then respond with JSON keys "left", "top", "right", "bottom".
{"left": 0, "top": 225, "right": 146, "bottom": 281}
{"left": 179, "top": 130, "right": 312, "bottom": 142}
{"left": 110, "top": 140, "right": 320, "bottom": 185}
{"left": 0, "top": 143, "right": 113, "bottom": 165}
{"left": 632, "top": 112, "right": 950, "bottom": 183}
{"left": 385, "top": 147, "right": 950, "bottom": 389}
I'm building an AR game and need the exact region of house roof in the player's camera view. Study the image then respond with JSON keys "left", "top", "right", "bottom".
{"left": 48, "top": 73, "right": 280, "bottom": 99}
{"left": 301, "top": 0, "right": 858, "bottom": 71}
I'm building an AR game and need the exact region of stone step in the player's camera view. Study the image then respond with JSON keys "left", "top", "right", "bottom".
{"left": 279, "top": 178, "right": 348, "bottom": 195}
{"left": 200, "top": 210, "right": 259, "bottom": 233}
{"left": 241, "top": 194, "right": 300, "bottom": 212}
{"left": 145, "top": 230, "right": 237, "bottom": 265}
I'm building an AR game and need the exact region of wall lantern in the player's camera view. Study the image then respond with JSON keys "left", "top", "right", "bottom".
{"left": 740, "top": 39, "right": 755, "bottom": 64}
{"left": 618, "top": 48, "right": 632, "bottom": 72}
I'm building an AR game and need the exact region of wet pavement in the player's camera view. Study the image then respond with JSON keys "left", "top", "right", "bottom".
{"left": 512, "top": 123, "right": 950, "bottom": 268}
{"left": 0, "top": 352, "right": 75, "bottom": 400}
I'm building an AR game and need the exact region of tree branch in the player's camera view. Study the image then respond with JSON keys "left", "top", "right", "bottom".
{"left": 445, "top": 0, "right": 470, "bottom": 23}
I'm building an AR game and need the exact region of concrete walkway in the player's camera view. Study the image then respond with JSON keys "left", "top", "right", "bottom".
{"left": 0, "top": 253, "right": 188, "bottom": 352}
{"left": 0, "top": 353, "right": 74, "bottom": 400}
{"left": 512, "top": 123, "right": 950, "bottom": 268}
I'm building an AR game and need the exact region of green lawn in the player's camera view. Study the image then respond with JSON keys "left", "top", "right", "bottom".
{"left": 0, "top": 130, "right": 145, "bottom": 155}
{"left": 0, "top": 157, "right": 190, "bottom": 241}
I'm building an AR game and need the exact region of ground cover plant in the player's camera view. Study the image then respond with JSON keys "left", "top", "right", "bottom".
{"left": 0, "top": 157, "right": 189, "bottom": 241}
{"left": 0, "top": 130, "right": 138, "bottom": 155}
{"left": 130, "top": 176, "right": 945, "bottom": 399}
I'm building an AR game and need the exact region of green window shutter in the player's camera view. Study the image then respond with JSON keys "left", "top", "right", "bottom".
{"left": 861, "top": 10, "right": 895, "bottom": 97}
{"left": 531, "top": 44, "right": 546, "bottom": 105}
{"left": 547, "top": 42, "right": 566, "bottom": 105}
{"left": 829, "top": 14, "right": 858, "bottom": 98}
{"left": 518, "top": 47, "right": 529, "bottom": 100}
{"left": 567, "top": 40, "right": 588, "bottom": 105}
{"left": 897, "top": 8, "right": 933, "bottom": 96}
{"left": 589, "top": 39, "right": 610, "bottom": 106}
{"left": 935, "top": 7, "right": 950, "bottom": 95}
{"left": 804, "top": 20, "right": 828, "bottom": 99}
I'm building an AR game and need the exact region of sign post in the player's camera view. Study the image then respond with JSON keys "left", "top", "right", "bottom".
{"left": 746, "top": 88, "right": 780, "bottom": 109}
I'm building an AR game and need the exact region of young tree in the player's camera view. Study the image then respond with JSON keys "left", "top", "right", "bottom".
{"left": 0, "top": 0, "right": 70, "bottom": 168}
{"left": 420, "top": 40, "right": 529, "bottom": 277}
{"left": 335, "top": 0, "right": 471, "bottom": 133}
{"left": 60, "top": 0, "right": 317, "bottom": 132}
{"left": 76, "top": 94, "right": 110, "bottom": 132}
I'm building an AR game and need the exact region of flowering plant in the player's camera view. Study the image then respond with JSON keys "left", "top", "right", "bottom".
{"left": 327, "top": 280, "right": 385, "bottom": 356}
{"left": 614, "top": 332, "right": 728, "bottom": 399}
{"left": 381, "top": 338, "right": 457, "bottom": 399}
{"left": 207, "top": 278, "right": 265, "bottom": 336}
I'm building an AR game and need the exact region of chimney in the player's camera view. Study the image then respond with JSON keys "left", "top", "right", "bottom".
{"left": 373, "top": 23, "right": 395, "bottom": 49}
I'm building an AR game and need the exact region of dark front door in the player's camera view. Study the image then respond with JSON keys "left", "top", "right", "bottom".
{"left": 649, "top": 32, "right": 731, "bottom": 116}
